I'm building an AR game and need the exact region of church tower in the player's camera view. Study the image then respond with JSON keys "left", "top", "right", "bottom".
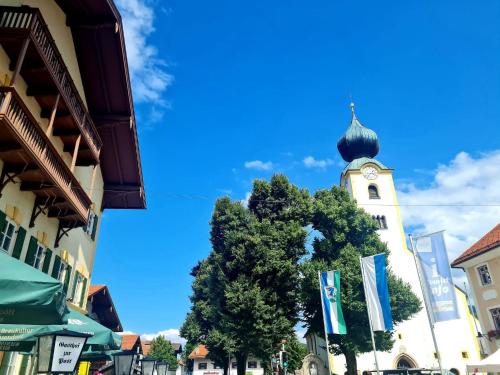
{"left": 327, "top": 104, "right": 482, "bottom": 374}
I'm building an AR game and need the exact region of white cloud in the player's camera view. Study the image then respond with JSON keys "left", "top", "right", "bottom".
{"left": 244, "top": 160, "right": 274, "bottom": 171}
{"left": 397, "top": 150, "right": 500, "bottom": 284}
{"left": 116, "top": 0, "right": 174, "bottom": 120}
{"left": 241, "top": 191, "right": 252, "bottom": 207}
{"left": 140, "top": 328, "right": 186, "bottom": 344}
{"left": 303, "top": 156, "right": 334, "bottom": 169}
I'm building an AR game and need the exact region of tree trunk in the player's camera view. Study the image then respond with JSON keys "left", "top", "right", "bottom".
{"left": 223, "top": 362, "right": 229, "bottom": 375}
{"left": 344, "top": 350, "right": 358, "bottom": 375}
{"left": 236, "top": 352, "right": 248, "bottom": 375}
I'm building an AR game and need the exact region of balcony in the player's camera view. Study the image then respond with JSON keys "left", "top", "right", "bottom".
{"left": 0, "top": 6, "right": 102, "bottom": 164}
{"left": 0, "top": 87, "right": 91, "bottom": 230}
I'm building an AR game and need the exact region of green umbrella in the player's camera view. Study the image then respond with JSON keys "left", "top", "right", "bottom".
{"left": 0, "top": 309, "right": 122, "bottom": 352}
{"left": 0, "top": 251, "right": 68, "bottom": 325}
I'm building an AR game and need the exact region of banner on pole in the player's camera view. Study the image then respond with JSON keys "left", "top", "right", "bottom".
{"left": 319, "top": 271, "right": 347, "bottom": 335}
{"left": 414, "top": 231, "right": 459, "bottom": 322}
{"left": 361, "top": 253, "right": 393, "bottom": 332}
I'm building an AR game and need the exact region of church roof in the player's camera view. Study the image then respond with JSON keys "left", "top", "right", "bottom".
{"left": 342, "top": 157, "right": 389, "bottom": 174}
{"left": 337, "top": 103, "right": 380, "bottom": 162}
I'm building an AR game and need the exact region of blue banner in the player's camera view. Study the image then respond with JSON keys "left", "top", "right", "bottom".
{"left": 414, "top": 231, "right": 459, "bottom": 322}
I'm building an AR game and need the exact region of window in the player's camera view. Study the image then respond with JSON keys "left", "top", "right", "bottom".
{"left": 248, "top": 362, "right": 257, "bottom": 369}
{"left": 198, "top": 363, "right": 208, "bottom": 370}
{"left": 372, "top": 215, "right": 388, "bottom": 230}
{"left": 0, "top": 219, "right": 16, "bottom": 253}
{"left": 33, "top": 244, "right": 45, "bottom": 269}
{"left": 54, "top": 261, "right": 67, "bottom": 282}
{"left": 477, "top": 265, "right": 492, "bottom": 286}
{"left": 461, "top": 351, "right": 469, "bottom": 359}
{"left": 71, "top": 273, "right": 86, "bottom": 304}
{"left": 368, "top": 185, "right": 380, "bottom": 199}
{"left": 491, "top": 307, "right": 500, "bottom": 330}
{"left": 232, "top": 362, "right": 237, "bottom": 369}
{"left": 84, "top": 211, "right": 99, "bottom": 240}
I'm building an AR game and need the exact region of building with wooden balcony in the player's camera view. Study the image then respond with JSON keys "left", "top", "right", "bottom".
{"left": 0, "top": 0, "right": 145, "bottom": 373}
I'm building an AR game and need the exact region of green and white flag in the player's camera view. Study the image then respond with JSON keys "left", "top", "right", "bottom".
{"left": 319, "top": 271, "right": 347, "bottom": 334}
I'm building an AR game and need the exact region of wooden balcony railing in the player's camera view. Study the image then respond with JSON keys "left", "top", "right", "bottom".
{"left": 0, "top": 87, "right": 91, "bottom": 222}
{"left": 0, "top": 6, "right": 102, "bottom": 160}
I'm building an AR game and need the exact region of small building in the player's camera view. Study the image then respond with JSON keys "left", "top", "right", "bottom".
{"left": 452, "top": 223, "right": 500, "bottom": 354}
{"left": 87, "top": 285, "right": 123, "bottom": 332}
{"left": 120, "top": 334, "right": 144, "bottom": 355}
{"left": 189, "top": 345, "right": 264, "bottom": 375}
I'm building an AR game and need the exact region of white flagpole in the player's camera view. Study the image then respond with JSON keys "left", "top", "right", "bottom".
{"left": 318, "top": 271, "right": 333, "bottom": 375}
{"left": 359, "top": 256, "right": 381, "bottom": 375}
{"left": 409, "top": 234, "right": 444, "bottom": 375}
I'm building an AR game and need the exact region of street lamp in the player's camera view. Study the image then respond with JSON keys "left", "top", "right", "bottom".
{"left": 36, "top": 329, "right": 91, "bottom": 374}
{"left": 141, "top": 357, "right": 157, "bottom": 375}
{"left": 112, "top": 350, "right": 137, "bottom": 375}
{"left": 156, "top": 361, "right": 168, "bottom": 375}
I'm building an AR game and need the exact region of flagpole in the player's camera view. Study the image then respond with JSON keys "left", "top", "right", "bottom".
{"left": 408, "top": 234, "right": 445, "bottom": 375}
{"left": 359, "top": 257, "right": 381, "bottom": 375}
{"left": 318, "top": 271, "right": 333, "bottom": 375}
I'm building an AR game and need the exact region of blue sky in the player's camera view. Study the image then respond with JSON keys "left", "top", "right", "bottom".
{"left": 91, "top": 0, "right": 500, "bottom": 340}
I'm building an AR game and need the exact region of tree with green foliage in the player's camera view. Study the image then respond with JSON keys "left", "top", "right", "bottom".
{"left": 300, "top": 186, "right": 421, "bottom": 375}
{"left": 283, "top": 336, "right": 308, "bottom": 373}
{"left": 181, "top": 175, "right": 312, "bottom": 375}
{"left": 148, "top": 335, "right": 178, "bottom": 370}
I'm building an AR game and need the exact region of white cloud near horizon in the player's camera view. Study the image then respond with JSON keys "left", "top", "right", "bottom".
{"left": 397, "top": 150, "right": 500, "bottom": 283}
{"left": 244, "top": 160, "right": 274, "bottom": 171}
{"left": 140, "top": 328, "right": 187, "bottom": 344}
{"left": 303, "top": 156, "right": 334, "bottom": 169}
{"left": 116, "top": 0, "right": 174, "bottom": 121}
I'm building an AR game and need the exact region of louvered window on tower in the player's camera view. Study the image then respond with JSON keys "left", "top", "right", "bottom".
{"left": 368, "top": 184, "right": 380, "bottom": 199}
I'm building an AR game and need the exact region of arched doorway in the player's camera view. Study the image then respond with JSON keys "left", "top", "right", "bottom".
{"left": 395, "top": 354, "right": 418, "bottom": 369}
{"left": 449, "top": 368, "right": 460, "bottom": 375}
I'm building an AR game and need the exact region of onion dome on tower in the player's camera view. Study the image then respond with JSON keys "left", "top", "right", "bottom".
{"left": 337, "top": 103, "right": 379, "bottom": 162}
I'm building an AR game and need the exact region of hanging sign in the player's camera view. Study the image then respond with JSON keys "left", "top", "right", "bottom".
{"left": 50, "top": 335, "right": 87, "bottom": 372}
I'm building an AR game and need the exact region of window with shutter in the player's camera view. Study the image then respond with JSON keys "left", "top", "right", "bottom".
{"left": 91, "top": 215, "right": 99, "bottom": 241}
{"left": 51, "top": 255, "right": 62, "bottom": 279}
{"left": 11, "top": 226, "right": 26, "bottom": 259}
{"left": 24, "top": 236, "right": 38, "bottom": 266}
{"left": 0, "top": 218, "right": 17, "bottom": 254}
{"left": 79, "top": 277, "right": 88, "bottom": 307}
{"left": 64, "top": 265, "right": 72, "bottom": 294}
{"left": 42, "top": 249, "right": 52, "bottom": 274}
{"left": 70, "top": 272, "right": 79, "bottom": 302}
{"left": 0, "top": 211, "right": 6, "bottom": 235}
{"left": 368, "top": 184, "right": 380, "bottom": 199}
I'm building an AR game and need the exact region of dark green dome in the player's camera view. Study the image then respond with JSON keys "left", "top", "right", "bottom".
{"left": 337, "top": 103, "right": 379, "bottom": 162}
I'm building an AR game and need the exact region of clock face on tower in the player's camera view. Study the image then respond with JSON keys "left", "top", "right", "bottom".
{"left": 362, "top": 166, "right": 378, "bottom": 180}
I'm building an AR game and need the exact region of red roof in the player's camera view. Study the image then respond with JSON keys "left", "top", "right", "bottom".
{"left": 189, "top": 344, "right": 208, "bottom": 359}
{"left": 452, "top": 224, "right": 500, "bottom": 266}
{"left": 88, "top": 285, "right": 105, "bottom": 297}
{"left": 121, "top": 334, "right": 141, "bottom": 351}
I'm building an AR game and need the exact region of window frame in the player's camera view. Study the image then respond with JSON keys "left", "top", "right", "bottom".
{"left": 368, "top": 184, "right": 380, "bottom": 200}
{"left": 248, "top": 361, "right": 258, "bottom": 369}
{"left": 476, "top": 264, "right": 493, "bottom": 286}
{"left": 490, "top": 306, "right": 500, "bottom": 331}
{"left": 32, "top": 243, "right": 45, "bottom": 270}
{"left": 71, "top": 272, "right": 85, "bottom": 304}
{"left": 54, "top": 261, "right": 67, "bottom": 282}
{"left": 0, "top": 217, "right": 17, "bottom": 254}
{"left": 198, "top": 363, "right": 208, "bottom": 370}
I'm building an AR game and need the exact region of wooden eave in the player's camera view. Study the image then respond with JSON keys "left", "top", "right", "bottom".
{"left": 88, "top": 285, "right": 123, "bottom": 332}
{"left": 55, "top": 0, "right": 146, "bottom": 209}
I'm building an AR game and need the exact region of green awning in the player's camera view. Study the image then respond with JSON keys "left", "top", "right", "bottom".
{"left": 0, "top": 251, "right": 68, "bottom": 325}
{"left": 0, "top": 309, "right": 122, "bottom": 352}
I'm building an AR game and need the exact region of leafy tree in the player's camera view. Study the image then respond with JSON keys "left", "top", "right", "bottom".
{"left": 181, "top": 175, "right": 311, "bottom": 375}
{"left": 181, "top": 341, "right": 196, "bottom": 373}
{"left": 148, "top": 335, "right": 178, "bottom": 370}
{"left": 283, "top": 336, "right": 308, "bottom": 373}
{"left": 301, "top": 186, "right": 421, "bottom": 375}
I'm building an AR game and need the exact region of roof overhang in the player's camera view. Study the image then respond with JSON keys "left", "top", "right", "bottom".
{"left": 451, "top": 244, "right": 500, "bottom": 269}
{"left": 55, "top": 0, "right": 145, "bottom": 209}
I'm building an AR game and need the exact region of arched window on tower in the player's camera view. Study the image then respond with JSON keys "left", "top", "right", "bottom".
{"left": 368, "top": 184, "right": 380, "bottom": 199}
{"left": 372, "top": 215, "right": 388, "bottom": 230}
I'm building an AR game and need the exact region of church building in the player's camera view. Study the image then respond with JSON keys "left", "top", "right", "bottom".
{"left": 306, "top": 104, "right": 481, "bottom": 375}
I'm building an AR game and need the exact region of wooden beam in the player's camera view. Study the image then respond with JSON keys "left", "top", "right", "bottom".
{"left": 10, "top": 37, "right": 30, "bottom": 86}
{"left": 52, "top": 128, "right": 80, "bottom": 137}
{"left": 46, "top": 93, "right": 60, "bottom": 137}
{"left": 70, "top": 135, "right": 81, "bottom": 172}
